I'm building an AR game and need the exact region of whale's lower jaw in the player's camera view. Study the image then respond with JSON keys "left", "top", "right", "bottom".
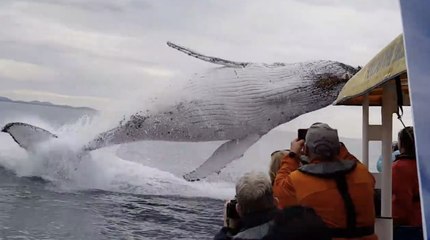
{"left": 81, "top": 124, "right": 246, "bottom": 151}
{"left": 83, "top": 128, "right": 259, "bottom": 153}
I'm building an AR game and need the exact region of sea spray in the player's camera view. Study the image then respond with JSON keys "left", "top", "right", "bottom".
{"left": 0, "top": 115, "right": 235, "bottom": 200}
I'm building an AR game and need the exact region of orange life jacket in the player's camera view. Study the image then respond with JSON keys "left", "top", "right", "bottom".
{"left": 273, "top": 155, "right": 377, "bottom": 240}
{"left": 338, "top": 142, "right": 359, "bottom": 162}
{"left": 392, "top": 154, "right": 422, "bottom": 227}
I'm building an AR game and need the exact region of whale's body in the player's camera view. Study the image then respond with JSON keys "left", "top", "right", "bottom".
{"left": 88, "top": 61, "right": 347, "bottom": 145}
{"left": 2, "top": 42, "right": 358, "bottom": 181}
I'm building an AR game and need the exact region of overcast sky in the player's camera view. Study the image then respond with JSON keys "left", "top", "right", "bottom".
{"left": 0, "top": 0, "right": 409, "bottom": 137}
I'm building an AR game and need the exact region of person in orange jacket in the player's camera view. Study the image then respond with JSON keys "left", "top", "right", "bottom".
{"left": 273, "top": 123, "right": 377, "bottom": 240}
{"left": 269, "top": 143, "right": 358, "bottom": 187}
{"left": 392, "top": 127, "right": 422, "bottom": 233}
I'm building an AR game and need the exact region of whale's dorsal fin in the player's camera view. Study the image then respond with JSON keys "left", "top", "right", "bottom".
{"left": 167, "top": 41, "right": 249, "bottom": 68}
{"left": 2, "top": 122, "right": 58, "bottom": 151}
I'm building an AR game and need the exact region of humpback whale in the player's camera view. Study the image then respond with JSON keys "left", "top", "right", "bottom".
{"left": 1, "top": 41, "right": 359, "bottom": 181}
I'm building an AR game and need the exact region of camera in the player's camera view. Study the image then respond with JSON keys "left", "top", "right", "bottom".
{"left": 226, "top": 199, "right": 240, "bottom": 219}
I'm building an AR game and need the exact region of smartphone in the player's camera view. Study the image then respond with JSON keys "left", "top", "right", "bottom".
{"left": 298, "top": 128, "right": 308, "bottom": 140}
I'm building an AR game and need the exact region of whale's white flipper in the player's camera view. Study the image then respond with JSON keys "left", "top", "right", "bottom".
{"left": 167, "top": 41, "right": 249, "bottom": 68}
{"left": 183, "top": 134, "right": 262, "bottom": 182}
{"left": 1, "top": 122, "right": 58, "bottom": 151}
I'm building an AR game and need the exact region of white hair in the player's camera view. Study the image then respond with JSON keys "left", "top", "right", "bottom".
{"left": 235, "top": 171, "right": 274, "bottom": 214}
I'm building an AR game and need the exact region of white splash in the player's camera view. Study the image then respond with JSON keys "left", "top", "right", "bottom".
{"left": 0, "top": 116, "right": 235, "bottom": 200}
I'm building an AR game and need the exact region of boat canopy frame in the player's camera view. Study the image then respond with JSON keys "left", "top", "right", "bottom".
{"left": 333, "top": 34, "right": 409, "bottom": 240}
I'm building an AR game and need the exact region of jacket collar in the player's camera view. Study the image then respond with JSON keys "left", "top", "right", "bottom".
{"left": 394, "top": 153, "right": 416, "bottom": 162}
{"left": 299, "top": 159, "right": 357, "bottom": 178}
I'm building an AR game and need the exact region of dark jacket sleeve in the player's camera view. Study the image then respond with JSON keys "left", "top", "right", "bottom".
{"left": 214, "top": 227, "right": 233, "bottom": 240}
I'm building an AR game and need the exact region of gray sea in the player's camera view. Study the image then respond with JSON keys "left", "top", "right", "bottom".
{"left": 0, "top": 101, "right": 381, "bottom": 239}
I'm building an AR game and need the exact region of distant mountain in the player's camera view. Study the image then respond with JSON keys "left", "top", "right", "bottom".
{"left": 0, "top": 96, "right": 97, "bottom": 112}
{"left": 0, "top": 96, "right": 11, "bottom": 102}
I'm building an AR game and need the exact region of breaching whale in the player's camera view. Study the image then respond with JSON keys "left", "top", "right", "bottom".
{"left": 1, "top": 41, "right": 359, "bottom": 181}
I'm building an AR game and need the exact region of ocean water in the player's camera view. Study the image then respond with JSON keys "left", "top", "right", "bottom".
{"left": 0, "top": 101, "right": 381, "bottom": 239}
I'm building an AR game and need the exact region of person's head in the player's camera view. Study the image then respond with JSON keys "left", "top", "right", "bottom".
{"left": 269, "top": 150, "right": 288, "bottom": 185}
{"left": 263, "top": 205, "right": 331, "bottom": 240}
{"left": 304, "top": 122, "right": 340, "bottom": 161}
{"left": 235, "top": 171, "right": 276, "bottom": 217}
{"left": 398, "top": 126, "right": 415, "bottom": 156}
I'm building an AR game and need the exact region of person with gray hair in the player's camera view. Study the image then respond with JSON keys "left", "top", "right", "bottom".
{"left": 272, "top": 122, "right": 377, "bottom": 240}
{"left": 214, "top": 171, "right": 278, "bottom": 240}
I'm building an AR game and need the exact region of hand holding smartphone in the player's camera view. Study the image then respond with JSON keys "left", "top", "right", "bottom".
{"left": 298, "top": 128, "right": 308, "bottom": 140}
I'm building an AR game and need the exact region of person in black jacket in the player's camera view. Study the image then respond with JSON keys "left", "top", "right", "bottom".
{"left": 263, "top": 205, "right": 331, "bottom": 240}
{"left": 214, "top": 171, "right": 278, "bottom": 240}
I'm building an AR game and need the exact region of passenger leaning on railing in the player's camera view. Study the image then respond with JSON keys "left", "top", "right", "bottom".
{"left": 273, "top": 123, "right": 377, "bottom": 240}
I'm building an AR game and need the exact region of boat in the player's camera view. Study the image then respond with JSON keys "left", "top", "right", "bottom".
{"left": 334, "top": 34, "right": 410, "bottom": 240}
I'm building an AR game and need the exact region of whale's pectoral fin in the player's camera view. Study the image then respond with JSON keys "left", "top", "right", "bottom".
{"left": 183, "top": 134, "right": 261, "bottom": 182}
{"left": 167, "top": 41, "right": 249, "bottom": 68}
{"left": 1, "top": 122, "right": 58, "bottom": 151}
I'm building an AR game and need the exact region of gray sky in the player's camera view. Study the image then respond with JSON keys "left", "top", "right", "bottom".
{"left": 0, "top": 0, "right": 403, "bottom": 110}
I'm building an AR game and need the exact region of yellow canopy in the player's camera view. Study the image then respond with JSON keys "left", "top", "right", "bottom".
{"left": 334, "top": 34, "right": 409, "bottom": 106}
